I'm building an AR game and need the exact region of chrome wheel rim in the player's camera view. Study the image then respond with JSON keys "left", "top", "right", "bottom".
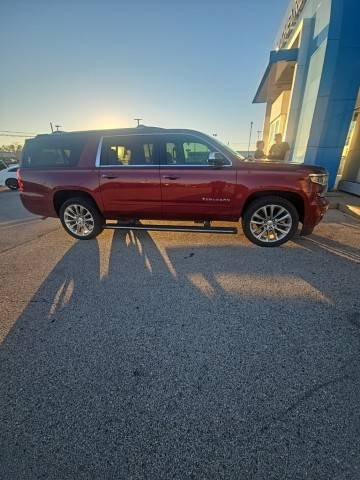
{"left": 250, "top": 204, "right": 292, "bottom": 243}
{"left": 64, "top": 204, "right": 94, "bottom": 237}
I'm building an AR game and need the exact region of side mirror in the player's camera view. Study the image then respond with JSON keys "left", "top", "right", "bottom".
{"left": 208, "top": 151, "right": 226, "bottom": 167}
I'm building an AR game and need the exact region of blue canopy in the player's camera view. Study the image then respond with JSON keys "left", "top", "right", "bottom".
{"left": 253, "top": 48, "right": 299, "bottom": 103}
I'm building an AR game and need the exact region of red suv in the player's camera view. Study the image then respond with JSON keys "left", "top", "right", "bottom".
{"left": 18, "top": 127, "right": 329, "bottom": 247}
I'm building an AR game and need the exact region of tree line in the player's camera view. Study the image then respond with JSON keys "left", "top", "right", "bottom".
{"left": 0, "top": 143, "right": 23, "bottom": 153}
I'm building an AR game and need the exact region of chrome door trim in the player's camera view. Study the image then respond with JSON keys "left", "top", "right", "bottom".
{"left": 95, "top": 137, "right": 103, "bottom": 168}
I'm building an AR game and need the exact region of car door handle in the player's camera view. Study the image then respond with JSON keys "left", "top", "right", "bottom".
{"left": 101, "top": 174, "right": 118, "bottom": 179}
{"left": 162, "top": 175, "right": 179, "bottom": 180}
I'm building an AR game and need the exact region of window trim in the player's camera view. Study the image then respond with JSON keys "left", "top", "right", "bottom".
{"left": 95, "top": 133, "right": 233, "bottom": 168}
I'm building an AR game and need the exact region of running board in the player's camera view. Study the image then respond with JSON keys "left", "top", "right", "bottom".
{"left": 104, "top": 223, "right": 238, "bottom": 234}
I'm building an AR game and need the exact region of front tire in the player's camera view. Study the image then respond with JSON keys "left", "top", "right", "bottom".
{"left": 242, "top": 196, "right": 299, "bottom": 247}
{"left": 59, "top": 197, "right": 104, "bottom": 240}
{"left": 5, "top": 178, "right": 19, "bottom": 190}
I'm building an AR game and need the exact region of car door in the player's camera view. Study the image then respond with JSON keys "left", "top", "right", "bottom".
{"left": 159, "top": 133, "right": 238, "bottom": 220}
{"left": 98, "top": 135, "right": 162, "bottom": 218}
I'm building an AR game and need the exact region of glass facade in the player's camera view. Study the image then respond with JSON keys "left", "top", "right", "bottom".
{"left": 340, "top": 91, "right": 360, "bottom": 192}
{"left": 254, "top": 0, "right": 360, "bottom": 194}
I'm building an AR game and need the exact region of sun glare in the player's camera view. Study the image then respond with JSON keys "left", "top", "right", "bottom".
{"left": 84, "top": 113, "right": 126, "bottom": 130}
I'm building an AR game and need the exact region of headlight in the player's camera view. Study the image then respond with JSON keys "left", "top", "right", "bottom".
{"left": 309, "top": 173, "right": 328, "bottom": 187}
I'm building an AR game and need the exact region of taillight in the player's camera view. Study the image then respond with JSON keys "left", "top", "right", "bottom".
{"left": 16, "top": 169, "right": 24, "bottom": 191}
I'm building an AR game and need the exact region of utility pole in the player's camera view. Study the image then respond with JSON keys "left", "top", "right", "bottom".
{"left": 134, "top": 118, "right": 143, "bottom": 127}
{"left": 247, "top": 121, "right": 254, "bottom": 158}
{"left": 54, "top": 124, "right": 62, "bottom": 132}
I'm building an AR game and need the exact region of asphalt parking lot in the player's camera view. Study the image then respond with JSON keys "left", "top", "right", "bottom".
{"left": 0, "top": 191, "right": 360, "bottom": 479}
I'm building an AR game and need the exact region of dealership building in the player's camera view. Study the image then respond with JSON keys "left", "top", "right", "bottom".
{"left": 254, "top": 0, "right": 360, "bottom": 194}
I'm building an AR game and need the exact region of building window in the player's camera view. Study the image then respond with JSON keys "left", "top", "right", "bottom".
{"left": 268, "top": 118, "right": 281, "bottom": 146}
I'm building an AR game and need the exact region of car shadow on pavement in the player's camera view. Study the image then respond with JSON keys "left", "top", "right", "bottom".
{"left": 0, "top": 229, "right": 360, "bottom": 480}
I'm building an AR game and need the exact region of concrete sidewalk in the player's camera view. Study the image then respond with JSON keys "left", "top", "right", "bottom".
{"left": 327, "top": 191, "right": 360, "bottom": 220}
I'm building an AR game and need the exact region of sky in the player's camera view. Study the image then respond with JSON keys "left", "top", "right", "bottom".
{"left": 0, "top": 0, "right": 289, "bottom": 149}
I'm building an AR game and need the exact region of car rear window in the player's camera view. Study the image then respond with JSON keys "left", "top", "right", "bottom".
{"left": 21, "top": 136, "right": 85, "bottom": 168}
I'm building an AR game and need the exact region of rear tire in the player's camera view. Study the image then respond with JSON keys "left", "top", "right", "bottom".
{"left": 5, "top": 178, "right": 19, "bottom": 190}
{"left": 242, "top": 196, "right": 299, "bottom": 247}
{"left": 59, "top": 197, "right": 104, "bottom": 240}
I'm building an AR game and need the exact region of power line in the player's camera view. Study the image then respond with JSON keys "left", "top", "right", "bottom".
{"left": 0, "top": 133, "right": 34, "bottom": 138}
{"left": 0, "top": 129, "right": 38, "bottom": 134}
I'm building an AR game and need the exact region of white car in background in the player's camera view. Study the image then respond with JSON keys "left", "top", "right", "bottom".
{"left": 0, "top": 162, "right": 19, "bottom": 190}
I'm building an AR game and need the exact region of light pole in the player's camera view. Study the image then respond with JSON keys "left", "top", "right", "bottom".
{"left": 247, "top": 121, "right": 253, "bottom": 158}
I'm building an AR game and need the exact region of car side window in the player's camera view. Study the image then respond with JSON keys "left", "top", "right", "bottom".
{"left": 165, "top": 142, "right": 178, "bottom": 164}
{"left": 21, "top": 138, "right": 84, "bottom": 168}
{"left": 40, "top": 149, "right": 68, "bottom": 166}
{"left": 101, "top": 137, "right": 157, "bottom": 166}
{"left": 163, "top": 136, "right": 213, "bottom": 166}
{"left": 183, "top": 141, "right": 211, "bottom": 165}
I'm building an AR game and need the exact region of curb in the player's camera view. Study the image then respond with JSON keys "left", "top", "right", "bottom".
{"left": 338, "top": 204, "right": 360, "bottom": 221}
{"left": 328, "top": 201, "right": 360, "bottom": 220}
{"left": 326, "top": 192, "right": 360, "bottom": 220}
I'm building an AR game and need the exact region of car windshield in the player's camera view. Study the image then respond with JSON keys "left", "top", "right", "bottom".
{"left": 4, "top": 159, "right": 18, "bottom": 167}
{"left": 0, "top": 160, "right": 15, "bottom": 171}
{"left": 203, "top": 134, "right": 245, "bottom": 160}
